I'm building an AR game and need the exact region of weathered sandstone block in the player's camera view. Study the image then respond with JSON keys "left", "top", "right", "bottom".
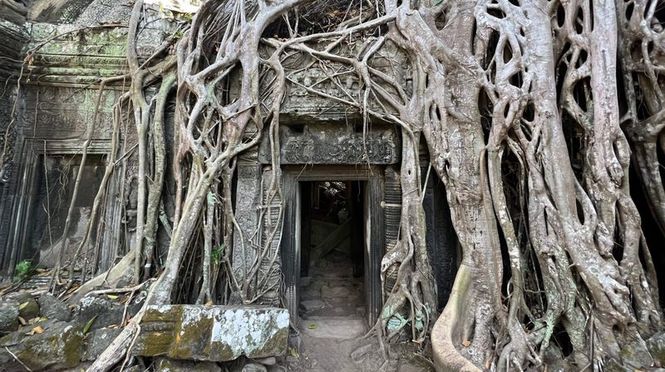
{"left": 134, "top": 305, "right": 289, "bottom": 362}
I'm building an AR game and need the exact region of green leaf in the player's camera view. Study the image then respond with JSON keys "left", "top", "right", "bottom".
{"left": 387, "top": 313, "right": 407, "bottom": 332}
{"left": 212, "top": 244, "right": 224, "bottom": 266}
{"left": 14, "top": 260, "right": 34, "bottom": 282}
{"left": 207, "top": 192, "right": 217, "bottom": 204}
{"left": 83, "top": 315, "right": 98, "bottom": 335}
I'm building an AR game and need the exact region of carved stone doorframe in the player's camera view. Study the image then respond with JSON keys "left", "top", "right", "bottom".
{"left": 0, "top": 137, "right": 120, "bottom": 275}
{"left": 281, "top": 165, "right": 385, "bottom": 327}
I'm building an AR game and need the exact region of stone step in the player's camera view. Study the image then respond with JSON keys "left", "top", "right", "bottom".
{"left": 300, "top": 317, "right": 368, "bottom": 340}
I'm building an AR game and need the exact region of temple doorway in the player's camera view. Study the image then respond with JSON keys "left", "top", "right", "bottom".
{"left": 281, "top": 166, "right": 384, "bottom": 333}
{"left": 298, "top": 181, "right": 367, "bottom": 337}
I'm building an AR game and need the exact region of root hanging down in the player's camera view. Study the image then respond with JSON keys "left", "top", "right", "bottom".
{"left": 26, "top": 0, "right": 665, "bottom": 371}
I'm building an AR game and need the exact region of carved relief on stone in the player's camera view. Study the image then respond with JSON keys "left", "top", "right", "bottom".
{"left": 259, "top": 122, "right": 400, "bottom": 165}
{"left": 275, "top": 38, "right": 410, "bottom": 122}
{"left": 19, "top": 86, "right": 116, "bottom": 139}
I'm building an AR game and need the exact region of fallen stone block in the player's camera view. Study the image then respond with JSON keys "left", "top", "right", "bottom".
{"left": 0, "top": 301, "right": 19, "bottom": 333}
{"left": 300, "top": 317, "right": 366, "bottom": 339}
{"left": 154, "top": 357, "right": 221, "bottom": 372}
{"left": 0, "top": 320, "right": 83, "bottom": 371}
{"left": 241, "top": 363, "right": 267, "bottom": 372}
{"left": 300, "top": 299, "right": 325, "bottom": 312}
{"left": 82, "top": 327, "right": 123, "bottom": 361}
{"left": 74, "top": 295, "right": 142, "bottom": 330}
{"left": 134, "top": 305, "right": 289, "bottom": 362}
{"left": 38, "top": 293, "right": 72, "bottom": 322}
{"left": 9, "top": 292, "right": 40, "bottom": 321}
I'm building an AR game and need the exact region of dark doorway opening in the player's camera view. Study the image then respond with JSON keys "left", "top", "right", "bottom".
{"left": 21, "top": 154, "right": 105, "bottom": 271}
{"left": 31, "top": 154, "right": 105, "bottom": 263}
{"left": 298, "top": 181, "right": 366, "bottom": 327}
{"left": 281, "top": 166, "right": 384, "bottom": 332}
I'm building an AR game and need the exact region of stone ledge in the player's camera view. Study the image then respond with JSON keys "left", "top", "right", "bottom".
{"left": 134, "top": 305, "right": 290, "bottom": 362}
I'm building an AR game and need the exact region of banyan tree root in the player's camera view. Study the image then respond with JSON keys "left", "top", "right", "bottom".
{"left": 50, "top": 0, "right": 665, "bottom": 370}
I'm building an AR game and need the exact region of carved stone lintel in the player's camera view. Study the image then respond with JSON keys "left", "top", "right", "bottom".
{"left": 259, "top": 123, "right": 400, "bottom": 165}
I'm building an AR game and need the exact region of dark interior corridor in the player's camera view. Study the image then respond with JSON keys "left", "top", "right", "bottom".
{"left": 298, "top": 181, "right": 368, "bottom": 337}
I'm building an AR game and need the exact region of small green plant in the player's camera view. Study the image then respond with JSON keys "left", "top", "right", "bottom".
{"left": 14, "top": 260, "right": 33, "bottom": 282}
{"left": 171, "top": 29, "right": 185, "bottom": 40}
{"left": 211, "top": 244, "right": 224, "bottom": 266}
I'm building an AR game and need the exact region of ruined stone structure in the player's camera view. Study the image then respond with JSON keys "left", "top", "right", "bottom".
{"left": 0, "top": 2, "right": 155, "bottom": 280}
{"left": 0, "top": 1, "right": 460, "bottom": 369}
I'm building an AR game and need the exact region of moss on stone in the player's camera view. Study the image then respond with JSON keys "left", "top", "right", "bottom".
{"left": 9, "top": 323, "right": 84, "bottom": 370}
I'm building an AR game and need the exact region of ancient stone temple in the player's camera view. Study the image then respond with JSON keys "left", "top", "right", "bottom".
{"left": 0, "top": 1, "right": 460, "bottom": 370}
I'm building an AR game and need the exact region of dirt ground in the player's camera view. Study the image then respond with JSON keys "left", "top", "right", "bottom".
{"left": 280, "top": 248, "right": 434, "bottom": 372}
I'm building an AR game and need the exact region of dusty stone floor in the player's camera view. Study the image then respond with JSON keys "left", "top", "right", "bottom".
{"left": 300, "top": 248, "right": 366, "bottom": 335}
{"left": 282, "top": 246, "right": 433, "bottom": 372}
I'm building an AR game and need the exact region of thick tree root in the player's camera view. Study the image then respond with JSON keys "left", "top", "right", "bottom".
{"left": 431, "top": 265, "right": 480, "bottom": 372}
{"left": 69, "top": 251, "right": 135, "bottom": 304}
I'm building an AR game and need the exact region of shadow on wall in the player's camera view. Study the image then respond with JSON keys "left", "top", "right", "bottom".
{"left": 0, "top": 0, "right": 98, "bottom": 24}
{"left": 28, "top": 154, "right": 105, "bottom": 271}
{"left": 28, "top": 0, "right": 95, "bottom": 23}
{"left": 0, "top": 0, "right": 28, "bottom": 24}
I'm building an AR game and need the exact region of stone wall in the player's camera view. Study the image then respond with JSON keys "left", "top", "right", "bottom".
{"left": 29, "top": 0, "right": 97, "bottom": 23}
{"left": 0, "top": 23, "right": 129, "bottom": 275}
{"left": 0, "top": 20, "right": 27, "bottom": 166}
{"left": 0, "top": 20, "right": 28, "bottom": 275}
{"left": 0, "top": 1, "right": 457, "bottom": 308}
{"left": 0, "top": 0, "right": 29, "bottom": 24}
{"left": 251, "top": 39, "right": 409, "bottom": 124}
{"left": 0, "top": 2, "right": 176, "bottom": 276}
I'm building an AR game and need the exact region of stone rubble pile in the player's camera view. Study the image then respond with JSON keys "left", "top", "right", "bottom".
{"left": 0, "top": 290, "right": 289, "bottom": 371}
